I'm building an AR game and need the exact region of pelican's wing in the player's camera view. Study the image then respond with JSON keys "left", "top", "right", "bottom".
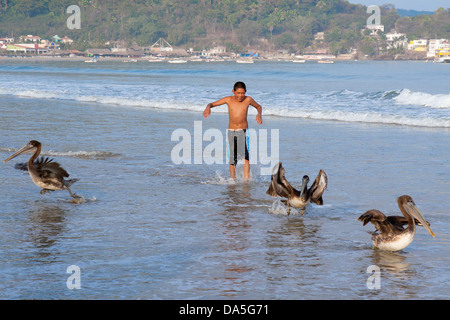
{"left": 358, "top": 209, "right": 402, "bottom": 234}
{"left": 309, "top": 169, "right": 327, "bottom": 205}
{"left": 266, "top": 162, "right": 299, "bottom": 198}
{"left": 266, "top": 162, "right": 284, "bottom": 197}
{"left": 35, "top": 157, "right": 70, "bottom": 179}
{"left": 386, "top": 215, "right": 431, "bottom": 228}
{"left": 14, "top": 162, "right": 29, "bottom": 171}
{"left": 14, "top": 160, "right": 43, "bottom": 171}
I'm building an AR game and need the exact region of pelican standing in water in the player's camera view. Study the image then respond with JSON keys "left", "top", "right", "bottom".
{"left": 266, "top": 162, "right": 327, "bottom": 215}
{"left": 358, "top": 195, "right": 435, "bottom": 251}
{"left": 3, "top": 140, "right": 80, "bottom": 199}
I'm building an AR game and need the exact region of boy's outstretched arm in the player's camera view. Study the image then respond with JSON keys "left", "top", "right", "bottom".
{"left": 250, "top": 98, "right": 263, "bottom": 124}
{"left": 203, "top": 97, "right": 228, "bottom": 118}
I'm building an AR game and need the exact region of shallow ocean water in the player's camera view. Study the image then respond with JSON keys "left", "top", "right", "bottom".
{"left": 0, "top": 59, "right": 448, "bottom": 299}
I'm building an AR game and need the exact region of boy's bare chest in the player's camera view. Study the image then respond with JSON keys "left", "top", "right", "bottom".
{"left": 228, "top": 102, "right": 249, "bottom": 113}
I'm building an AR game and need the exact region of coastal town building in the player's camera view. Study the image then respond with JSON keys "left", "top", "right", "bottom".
{"left": 385, "top": 31, "right": 407, "bottom": 50}
{"left": 19, "top": 35, "right": 41, "bottom": 42}
{"left": 435, "top": 47, "right": 450, "bottom": 62}
{"left": 209, "top": 46, "right": 226, "bottom": 55}
{"left": 4, "top": 43, "right": 48, "bottom": 54}
{"left": 408, "top": 39, "right": 428, "bottom": 51}
{"left": 40, "top": 39, "right": 60, "bottom": 50}
{"left": 365, "top": 24, "right": 385, "bottom": 36}
{"left": 61, "top": 36, "right": 74, "bottom": 44}
{"left": 52, "top": 35, "right": 73, "bottom": 44}
{"left": 150, "top": 38, "right": 173, "bottom": 53}
{"left": 314, "top": 32, "right": 325, "bottom": 41}
{"left": 427, "top": 39, "right": 449, "bottom": 58}
{"left": 0, "top": 37, "right": 14, "bottom": 44}
{"left": 0, "top": 29, "right": 448, "bottom": 62}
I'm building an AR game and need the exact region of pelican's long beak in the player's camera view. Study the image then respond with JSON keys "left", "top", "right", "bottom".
{"left": 3, "top": 144, "right": 35, "bottom": 163}
{"left": 405, "top": 202, "right": 435, "bottom": 237}
{"left": 299, "top": 176, "right": 309, "bottom": 198}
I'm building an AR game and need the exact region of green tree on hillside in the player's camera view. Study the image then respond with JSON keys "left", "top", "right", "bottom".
{"left": 0, "top": 0, "right": 449, "bottom": 54}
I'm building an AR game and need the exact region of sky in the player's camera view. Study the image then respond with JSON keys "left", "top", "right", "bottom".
{"left": 348, "top": 0, "right": 450, "bottom": 12}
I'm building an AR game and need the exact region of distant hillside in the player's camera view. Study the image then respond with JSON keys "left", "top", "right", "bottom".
{"left": 0, "top": 0, "right": 365, "bottom": 52}
{"left": 396, "top": 9, "right": 434, "bottom": 17}
{"left": 0, "top": 1, "right": 449, "bottom": 57}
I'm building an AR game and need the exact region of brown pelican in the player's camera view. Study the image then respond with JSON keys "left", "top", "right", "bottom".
{"left": 3, "top": 140, "right": 80, "bottom": 198}
{"left": 266, "top": 162, "right": 327, "bottom": 215}
{"left": 358, "top": 195, "right": 435, "bottom": 251}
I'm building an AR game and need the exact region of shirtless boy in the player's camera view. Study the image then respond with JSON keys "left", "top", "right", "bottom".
{"left": 203, "top": 81, "right": 263, "bottom": 181}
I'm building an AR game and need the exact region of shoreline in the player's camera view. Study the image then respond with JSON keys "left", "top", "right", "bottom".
{"left": 0, "top": 54, "right": 435, "bottom": 63}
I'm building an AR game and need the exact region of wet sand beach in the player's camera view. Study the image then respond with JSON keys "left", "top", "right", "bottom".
{"left": 0, "top": 60, "right": 448, "bottom": 299}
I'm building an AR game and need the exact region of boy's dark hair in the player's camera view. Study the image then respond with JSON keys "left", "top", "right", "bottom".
{"left": 233, "top": 81, "right": 246, "bottom": 91}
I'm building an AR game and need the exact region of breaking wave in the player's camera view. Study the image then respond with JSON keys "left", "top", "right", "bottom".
{"left": 261, "top": 108, "right": 450, "bottom": 128}
{"left": 0, "top": 146, "right": 119, "bottom": 159}
{"left": 393, "top": 89, "right": 450, "bottom": 109}
{"left": 0, "top": 86, "right": 448, "bottom": 128}
{"left": 42, "top": 150, "right": 120, "bottom": 159}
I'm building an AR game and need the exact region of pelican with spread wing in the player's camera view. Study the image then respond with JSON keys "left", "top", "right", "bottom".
{"left": 3, "top": 140, "right": 80, "bottom": 198}
{"left": 358, "top": 195, "right": 435, "bottom": 251}
{"left": 266, "top": 162, "right": 327, "bottom": 215}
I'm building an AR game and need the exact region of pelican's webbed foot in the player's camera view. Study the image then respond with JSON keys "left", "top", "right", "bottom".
{"left": 40, "top": 189, "right": 52, "bottom": 195}
{"left": 66, "top": 187, "right": 81, "bottom": 199}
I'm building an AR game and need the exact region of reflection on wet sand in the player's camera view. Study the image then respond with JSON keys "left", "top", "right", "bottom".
{"left": 214, "top": 183, "right": 255, "bottom": 297}
{"left": 27, "top": 203, "right": 66, "bottom": 257}
{"left": 264, "top": 211, "right": 323, "bottom": 285}
{"left": 366, "top": 249, "right": 424, "bottom": 299}
{"left": 370, "top": 249, "right": 412, "bottom": 277}
{"left": 216, "top": 183, "right": 326, "bottom": 297}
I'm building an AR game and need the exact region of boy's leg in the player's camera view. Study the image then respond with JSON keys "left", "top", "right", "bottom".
{"left": 229, "top": 164, "right": 236, "bottom": 180}
{"left": 243, "top": 159, "right": 250, "bottom": 181}
{"left": 227, "top": 129, "right": 250, "bottom": 181}
{"left": 242, "top": 130, "right": 250, "bottom": 181}
{"left": 228, "top": 130, "right": 239, "bottom": 180}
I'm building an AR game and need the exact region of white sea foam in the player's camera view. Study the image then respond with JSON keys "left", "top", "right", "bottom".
{"left": 394, "top": 89, "right": 450, "bottom": 109}
{"left": 0, "top": 146, "right": 16, "bottom": 152}
{"left": 75, "top": 94, "right": 206, "bottom": 113}
{"left": 201, "top": 171, "right": 238, "bottom": 185}
{"left": 14, "top": 89, "right": 60, "bottom": 100}
{"left": 1, "top": 86, "right": 448, "bottom": 128}
{"left": 261, "top": 108, "right": 450, "bottom": 128}
{"left": 268, "top": 198, "right": 302, "bottom": 215}
{"left": 0, "top": 87, "right": 67, "bottom": 101}
{"left": 200, "top": 168, "right": 265, "bottom": 185}
{"left": 0, "top": 87, "right": 206, "bottom": 113}
{"left": 0, "top": 146, "right": 119, "bottom": 159}
{"left": 42, "top": 150, "right": 120, "bottom": 159}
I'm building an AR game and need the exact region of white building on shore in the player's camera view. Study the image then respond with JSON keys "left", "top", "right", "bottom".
{"left": 19, "top": 35, "right": 41, "bottom": 42}
{"left": 408, "top": 39, "right": 428, "bottom": 51}
{"left": 427, "top": 39, "right": 449, "bottom": 58}
{"left": 385, "top": 31, "right": 407, "bottom": 49}
{"left": 150, "top": 38, "right": 173, "bottom": 53}
{"left": 0, "top": 37, "right": 14, "bottom": 44}
{"left": 366, "top": 24, "right": 384, "bottom": 36}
